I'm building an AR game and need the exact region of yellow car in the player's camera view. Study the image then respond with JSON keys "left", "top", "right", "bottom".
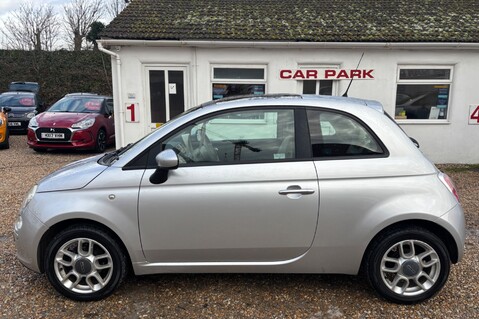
{"left": 0, "top": 107, "right": 11, "bottom": 149}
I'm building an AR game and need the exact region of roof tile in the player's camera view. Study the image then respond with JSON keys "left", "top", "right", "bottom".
{"left": 101, "top": 0, "right": 479, "bottom": 42}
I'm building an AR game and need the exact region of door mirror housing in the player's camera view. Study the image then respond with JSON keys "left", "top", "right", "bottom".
{"left": 2, "top": 107, "right": 11, "bottom": 113}
{"left": 149, "top": 149, "right": 179, "bottom": 184}
{"left": 156, "top": 149, "right": 179, "bottom": 169}
{"left": 410, "top": 137, "right": 420, "bottom": 148}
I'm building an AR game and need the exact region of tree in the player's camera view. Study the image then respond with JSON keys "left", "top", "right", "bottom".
{"left": 63, "top": 0, "right": 104, "bottom": 51}
{"left": 1, "top": 1, "right": 59, "bottom": 51}
{"left": 106, "top": 0, "right": 130, "bottom": 20}
{"left": 86, "top": 21, "right": 105, "bottom": 50}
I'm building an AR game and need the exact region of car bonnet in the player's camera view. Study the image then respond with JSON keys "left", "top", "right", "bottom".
{"left": 36, "top": 155, "right": 107, "bottom": 192}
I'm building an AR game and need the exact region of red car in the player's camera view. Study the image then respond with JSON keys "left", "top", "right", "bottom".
{"left": 27, "top": 93, "right": 114, "bottom": 152}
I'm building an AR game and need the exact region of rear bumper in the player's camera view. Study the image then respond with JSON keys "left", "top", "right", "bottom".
{"left": 438, "top": 203, "right": 466, "bottom": 262}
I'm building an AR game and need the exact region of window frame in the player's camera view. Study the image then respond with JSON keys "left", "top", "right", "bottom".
{"left": 306, "top": 107, "right": 389, "bottom": 161}
{"left": 297, "top": 64, "right": 340, "bottom": 96}
{"left": 394, "top": 65, "right": 454, "bottom": 124}
{"left": 211, "top": 64, "right": 267, "bottom": 101}
{"left": 127, "top": 106, "right": 311, "bottom": 169}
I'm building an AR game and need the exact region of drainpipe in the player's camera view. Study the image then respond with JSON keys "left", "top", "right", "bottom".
{"left": 98, "top": 41, "right": 125, "bottom": 147}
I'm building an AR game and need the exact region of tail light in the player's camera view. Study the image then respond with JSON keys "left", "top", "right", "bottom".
{"left": 438, "top": 172, "right": 460, "bottom": 202}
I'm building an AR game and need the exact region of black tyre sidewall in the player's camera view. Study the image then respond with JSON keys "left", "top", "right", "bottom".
{"left": 366, "top": 228, "right": 450, "bottom": 304}
{"left": 95, "top": 129, "right": 107, "bottom": 153}
{"left": 44, "top": 226, "right": 126, "bottom": 301}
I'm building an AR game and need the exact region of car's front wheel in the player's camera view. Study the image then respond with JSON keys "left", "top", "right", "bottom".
{"left": 95, "top": 129, "right": 107, "bottom": 153}
{"left": 365, "top": 226, "right": 450, "bottom": 304}
{"left": 44, "top": 225, "right": 127, "bottom": 301}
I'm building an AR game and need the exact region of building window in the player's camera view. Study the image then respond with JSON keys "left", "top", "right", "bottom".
{"left": 302, "top": 80, "right": 334, "bottom": 95}
{"left": 395, "top": 66, "right": 453, "bottom": 121}
{"left": 212, "top": 66, "right": 266, "bottom": 100}
{"left": 299, "top": 65, "right": 338, "bottom": 96}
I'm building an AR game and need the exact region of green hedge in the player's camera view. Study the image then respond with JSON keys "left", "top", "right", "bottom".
{"left": 0, "top": 50, "right": 112, "bottom": 106}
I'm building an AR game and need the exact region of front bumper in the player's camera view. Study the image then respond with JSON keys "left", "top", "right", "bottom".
{"left": 13, "top": 204, "right": 48, "bottom": 273}
{"left": 7, "top": 118, "right": 29, "bottom": 132}
{"left": 27, "top": 128, "right": 96, "bottom": 150}
{"left": 0, "top": 127, "right": 7, "bottom": 144}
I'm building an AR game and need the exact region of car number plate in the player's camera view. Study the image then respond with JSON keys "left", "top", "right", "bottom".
{"left": 41, "top": 132, "right": 65, "bottom": 139}
{"left": 8, "top": 122, "right": 21, "bottom": 126}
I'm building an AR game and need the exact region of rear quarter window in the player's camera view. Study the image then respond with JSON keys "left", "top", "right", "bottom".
{"left": 307, "top": 109, "right": 386, "bottom": 158}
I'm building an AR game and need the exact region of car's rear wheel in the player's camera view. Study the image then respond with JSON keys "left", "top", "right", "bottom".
{"left": 95, "top": 129, "right": 107, "bottom": 153}
{"left": 365, "top": 226, "right": 450, "bottom": 304}
{"left": 44, "top": 225, "right": 127, "bottom": 301}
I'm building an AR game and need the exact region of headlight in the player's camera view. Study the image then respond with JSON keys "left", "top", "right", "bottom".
{"left": 0, "top": 118, "right": 3, "bottom": 126}
{"left": 26, "top": 112, "right": 36, "bottom": 119}
{"left": 28, "top": 116, "right": 38, "bottom": 128}
{"left": 72, "top": 118, "right": 95, "bottom": 129}
{"left": 21, "top": 185, "right": 37, "bottom": 210}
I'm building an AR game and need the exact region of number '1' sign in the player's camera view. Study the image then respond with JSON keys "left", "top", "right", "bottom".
{"left": 126, "top": 103, "right": 139, "bottom": 123}
{"left": 469, "top": 105, "right": 479, "bottom": 125}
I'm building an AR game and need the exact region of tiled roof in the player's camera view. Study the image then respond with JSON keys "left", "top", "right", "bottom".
{"left": 101, "top": 0, "right": 479, "bottom": 42}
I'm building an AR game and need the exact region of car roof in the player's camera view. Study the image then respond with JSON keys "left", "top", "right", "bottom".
{"left": 0, "top": 91, "right": 35, "bottom": 97}
{"left": 200, "top": 94, "right": 384, "bottom": 114}
{"left": 65, "top": 93, "right": 112, "bottom": 99}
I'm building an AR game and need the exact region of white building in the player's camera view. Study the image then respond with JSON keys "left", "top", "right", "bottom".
{"left": 99, "top": 0, "right": 479, "bottom": 163}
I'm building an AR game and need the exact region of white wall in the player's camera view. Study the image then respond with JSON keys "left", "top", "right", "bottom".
{"left": 110, "top": 45, "right": 479, "bottom": 163}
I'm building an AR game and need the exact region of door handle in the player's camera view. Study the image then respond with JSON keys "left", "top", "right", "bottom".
{"left": 278, "top": 186, "right": 315, "bottom": 195}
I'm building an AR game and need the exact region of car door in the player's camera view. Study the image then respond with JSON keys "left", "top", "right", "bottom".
{"left": 104, "top": 99, "right": 115, "bottom": 142}
{"left": 138, "top": 107, "right": 319, "bottom": 263}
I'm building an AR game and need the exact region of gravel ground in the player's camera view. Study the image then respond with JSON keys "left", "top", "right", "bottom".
{"left": 1, "top": 135, "right": 478, "bottom": 319}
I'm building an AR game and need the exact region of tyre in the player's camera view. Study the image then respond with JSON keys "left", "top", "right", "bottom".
{"left": 365, "top": 226, "right": 450, "bottom": 304}
{"left": 95, "top": 129, "right": 107, "bottom": 153}
{"left": 44, "top": 225, "right": 127, "bottom": 301}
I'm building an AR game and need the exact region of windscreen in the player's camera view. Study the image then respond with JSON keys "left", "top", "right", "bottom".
{"left": 48, "top": 97, "right": 103, "bottom": 113}
{"left": 0, "top": 94, "right": 35, "bottom": 107}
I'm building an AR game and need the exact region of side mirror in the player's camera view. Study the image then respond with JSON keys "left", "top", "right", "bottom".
{"left": 410, "top": 137, "right": 420, "bottom": 148}
{"left": 2, "top": 107, "right": 11, "bottom": 113}
{"left": 149, "top": 149, "right": 179, "bottom": 184}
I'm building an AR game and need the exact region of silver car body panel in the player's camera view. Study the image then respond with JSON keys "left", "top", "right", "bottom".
{"left": 138, "top": 161, "right": 319, "bottom": 262}
{"left": 14, "top": 95, "right": 465, "bottom": 276}
{"left": 36, "top": 154, "right": 106, "bottom": 192}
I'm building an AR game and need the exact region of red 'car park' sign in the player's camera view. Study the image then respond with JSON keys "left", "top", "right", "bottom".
{"left": 280, "top": 69, "right": 374, "bottom": 80}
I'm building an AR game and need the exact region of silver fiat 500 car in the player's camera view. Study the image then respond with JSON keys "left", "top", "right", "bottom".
{"left": 14, "top": 94, "right": 465, "bottom": 303}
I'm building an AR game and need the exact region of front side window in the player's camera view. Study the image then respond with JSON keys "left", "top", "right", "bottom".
{"left": 307, "top": 109, "right": 384, "bottom": 158}
{"left": 163, "top": 109, "right": 295, "bottom": 165}
{"left": 212, "top": 66, "right": 266, "bottom": 100}
{"left": 395, "top": 67, "right": 453, "bottom": 121}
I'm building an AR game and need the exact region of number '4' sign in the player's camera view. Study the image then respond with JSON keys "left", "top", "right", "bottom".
{"left": 470, "top": 105, "right": 479, "bottom": 124}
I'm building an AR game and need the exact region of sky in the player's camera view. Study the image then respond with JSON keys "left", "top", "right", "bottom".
{"left": 0, "top": 0, "right": 72, "bottom": 19}
{"left": 0, "top": 0, "right": 115, "bottom": 49}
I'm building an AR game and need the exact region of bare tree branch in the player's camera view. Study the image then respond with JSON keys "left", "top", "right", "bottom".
{"left": 1, "top": 1, "right": 59, "bottom": 51}
{"left": 63, "top": 0, "right": 104, "bottom": 51}
{"left": 105, "top": 0, "right": 129, "bottom": 20}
